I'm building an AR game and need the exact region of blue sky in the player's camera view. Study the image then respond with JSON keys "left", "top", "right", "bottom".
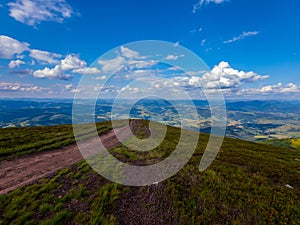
{"left": 0, "top": 0, "right": 299, "bottom": 99}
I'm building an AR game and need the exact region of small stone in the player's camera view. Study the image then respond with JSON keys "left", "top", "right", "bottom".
{"left": 285, "top": 184, "right": 294, "bottom": 189}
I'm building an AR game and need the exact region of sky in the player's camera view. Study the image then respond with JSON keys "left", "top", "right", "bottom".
{"left": 0, "top": 0, "right": 299, "bottom": 100}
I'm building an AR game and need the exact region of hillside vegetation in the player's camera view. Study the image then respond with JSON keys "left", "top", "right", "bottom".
{"left": 0, "top": 120, "right": 299, "bottom": 224}
{"left": 0, "top": 121, "right": 112, "bottom": 161}
{"left": 260, "top": 138, "right": 300, "bottom": 150}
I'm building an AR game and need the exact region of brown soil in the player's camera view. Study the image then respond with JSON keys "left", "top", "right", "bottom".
{"left": 114, "top": 183, "right": 175, "bottom": 225}
{"left": 0, "top": 125, "right": 132, "bottom": 195}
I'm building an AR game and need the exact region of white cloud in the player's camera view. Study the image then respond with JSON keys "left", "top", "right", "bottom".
{"left": 70, "top": 87, "right": 82, "bottom": 93}
{"left": 201, "top": 39, "right": 206, "bottom": 47}
{"left": 94, "top": 75, "right": 107, "bottom": 80}
{"left": 280, "top": 83, "right": 299, "bottom": 93}
{"left": 200, "top": 61, "right": 269, "bottom": 89}
{"left": 239, "top": 83, "right": 300, "bottom": 95}
{"left": 33, "top": 54, "right": 90, "bottom": 80}
{"left": 190, "top": 27, "right": 203, "bottom": 33}
{"left": 174, "top": 41, "right": 180, "bottom": 47}
{"left": 72, "top": 67, "right": 100, "bottom": 75}
{"left": 0, "top": 35, "right": 29, "bottom": 59}
{"left": 98, "top": 46, "right": 157, "bottom": 72}
{"left": 128, "top": 60, "right": 157, "bottom": 69}
{"left": 33, "top": 66, "right": 72, "bottom": 80}
{"left": 186, "top": 70, "right": 207, "bottom": 76}
{"left": 0, "top": 35, "right": 64, "bottom": 69}
{"left": 120, "top": 46, "right": 141, "bottom": 59}
{"left": 167, "top": 66, "right": 182, "bottom": 71}
{"left": 167, "top": 62, "right": 268, "bottom": 91}
{"left": 120, "top": 86, "right": 141, "bottom": 94}
{"left": 98, "top": 56, "right": 126, "bottom": 72}
{"left": 60, "top": 54, "right": 86, "bottom": 71}
{"left": 8, "top": 59, "right": 25, "bottom": 68}
{"left": 164, "top": 54, "right": 184, "bottom": 61}
{"left": 193, "top": 0, "right": 226, "bottom": 13}
{"left": 96, "top": 61, "right": 271, "bottom": 96}
{"left": 0, "top": 82, "right": 44, "bottom": 92}
{"left": 16, "top": 54, "right": 25, "bottom": 59}
{"left": 29, "top": 49, "right": 62, "bottom": 64}
{"left": 224, "top": 31, "right": 259, "bottom": 44}
{"left": 65, "top": 84, "right": 73, "bottom": 90}
{"left": 8, "top": 0, "right": 75, "bottom": 27}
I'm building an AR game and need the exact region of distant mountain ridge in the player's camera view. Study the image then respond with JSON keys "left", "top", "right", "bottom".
{"left": 1, "top": 99, "right": 300, "bottom": 142}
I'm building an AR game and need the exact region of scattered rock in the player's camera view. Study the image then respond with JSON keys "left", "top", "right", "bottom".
{"left": 285, "top": 184, "right": 294, "bottom": 189}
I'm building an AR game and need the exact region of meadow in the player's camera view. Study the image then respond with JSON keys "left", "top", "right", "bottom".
{"left": 0, "top": 120, "right": 299, "bottom": 224}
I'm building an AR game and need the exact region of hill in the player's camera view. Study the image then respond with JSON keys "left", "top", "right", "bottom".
{"left": 2, "top": 99, "right": 300, "bottom": 142}
{"left": 259, "top": 138, "right": 300, "bottom": 150}
{"left": 0, "top": 120, "right": 299, "bottom": 224}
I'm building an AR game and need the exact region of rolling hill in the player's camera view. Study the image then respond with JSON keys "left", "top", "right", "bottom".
{"left": 0, "top": 120, "right": 299, "bottom": 224}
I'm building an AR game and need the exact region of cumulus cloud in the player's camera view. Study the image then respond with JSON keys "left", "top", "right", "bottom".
{"left": 33, "top": 55, "right": 84, "bottom": 80}
{"left": 0, "top": 35, "right": 99, "bottom": 80}
{"left": 60, "top": 54, "right": 86, "bottom": 71}
{"left": 8, "top": 0, "right": 75, "bottom": 27}
{"left": 0, "top": 35, "right": 29, "bottom": 59}
{"left": 175, "top": 62, "right": 298, "bottom": 97}
{"left": 193, "top": 0, "right": 226, "bottom": 13}
{"left": 224, "top": 31, "right": 259, "bottom": 44}
{"left": 155, "top": 61, "right": 268, "bottom": 92}
{"left": 95, "top": 59, "right": 271, "bottom": 97}
{"left": 29, "top": 49, "right": 62, "bottom": 64}
{"left": 200, "top": 61, "right": 269, "bottom": 89}
{"left": 0, "top": 82, "right": 44, "bottom": 92}
{"left": 33, "top": 66, "right": 72, "bottom": 80}
{"left": 0, "top": 35, "right": 64, "bottom": 67}
{"left": 239, "top": 83, "right": 300, "bottom": 95}
{"left": 98, "top": 46, "right": 157, "bottom": 73}
{"left": 8, "top": 59, "right": 25, "bottom": 68}
{"left": 33, "top": 54, "right": 96, "bottom": 79}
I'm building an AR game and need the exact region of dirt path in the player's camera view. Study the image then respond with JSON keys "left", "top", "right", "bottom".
{"left": 0, "top": 125, "right": 132, "bottom": 195}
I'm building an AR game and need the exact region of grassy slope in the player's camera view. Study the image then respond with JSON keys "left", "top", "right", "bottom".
{"left": 0, "top": 120, "right": 300, "bottom": 225}
{"left": 0, "top": 121, "right": 112, "bottom": 161}
{"left": 259, "top": 138, "right": 300, "bottom": 150}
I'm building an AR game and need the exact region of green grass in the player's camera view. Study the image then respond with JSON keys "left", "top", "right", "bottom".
{"left": 0, "top": 161, "right": 121, "bottom": 225}
{"left": 260, "top": 138, "right": 300, "bottom": 150}
{"left": 291, "top": 138, "right": 300, "bottom": 149}
{"left": 0, "top": 121, "right": 113, "bottom": 161}
{"left": 0, "top": 120, "right": 300, "bottom": 224}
